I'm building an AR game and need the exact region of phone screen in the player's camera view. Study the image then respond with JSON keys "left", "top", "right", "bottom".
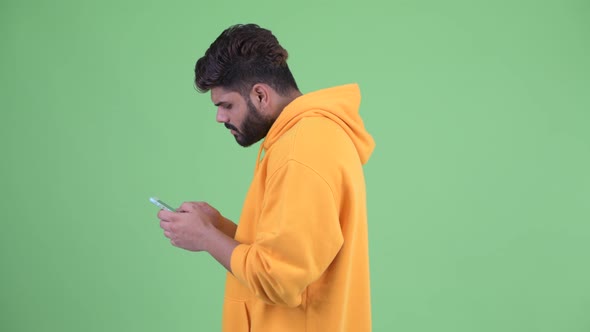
{"left": 149, "top": 197, "right": 174, "bottom": 211}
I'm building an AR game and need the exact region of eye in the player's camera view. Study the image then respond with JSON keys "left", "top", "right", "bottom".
{"left": 225, "top": 104, "right": 232, "bottom": 110}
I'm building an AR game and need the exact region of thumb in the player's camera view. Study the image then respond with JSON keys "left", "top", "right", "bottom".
{"left": 200, "top": 202, "right": 219, "bottom": 215}
{"left": 178, "top": 201, "right": 197, "bottom": 212}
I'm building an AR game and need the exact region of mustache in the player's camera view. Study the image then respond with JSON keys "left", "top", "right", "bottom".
{"left": 224, "top": 123, "right": 239, "bottom": 132}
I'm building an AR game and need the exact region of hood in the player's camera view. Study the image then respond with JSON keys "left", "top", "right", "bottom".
{"left": 261, "top": 83, "right": 375, "bottom": 165}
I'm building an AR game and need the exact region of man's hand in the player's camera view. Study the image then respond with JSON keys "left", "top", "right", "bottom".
{"left": 157, "top": 201, "right": 240, "bottom": 272}
{"left": 157, "top": 201, "right": 221, "bottom": 252}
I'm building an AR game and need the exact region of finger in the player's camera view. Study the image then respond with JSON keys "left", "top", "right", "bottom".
{"left": 157, "top": 209, "right": 176, "bottom": 221}
{"left": 160, "top": 220, "right": 171, "bottom": 231}
{"left": 164, "top": 231, "right": 172, "bottom": 239}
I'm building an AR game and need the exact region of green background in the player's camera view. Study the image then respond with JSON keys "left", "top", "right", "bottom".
{"left": 2, "top": 0, "right": 589, "bottom": 331}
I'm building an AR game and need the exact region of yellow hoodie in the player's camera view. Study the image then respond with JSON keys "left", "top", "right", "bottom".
{"left": 224, "top": 84, "right": 375, "bottom": 331}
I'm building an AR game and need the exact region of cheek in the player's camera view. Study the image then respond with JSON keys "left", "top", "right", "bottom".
{"left": 235, "top": 109, "right": 249, "bottom": 127}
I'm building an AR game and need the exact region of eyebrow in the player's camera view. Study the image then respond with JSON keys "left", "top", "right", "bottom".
{"left": 214, "top": 101, "right": 230, "bottom": 107}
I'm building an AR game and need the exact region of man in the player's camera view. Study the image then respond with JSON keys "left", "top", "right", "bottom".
{"left": 157, "top": 24, "right": 375, "bottom": 331}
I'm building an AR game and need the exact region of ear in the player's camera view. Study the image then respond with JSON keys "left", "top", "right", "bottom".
{"left": 250, "top": 83, "right": 271, "bottom": 110}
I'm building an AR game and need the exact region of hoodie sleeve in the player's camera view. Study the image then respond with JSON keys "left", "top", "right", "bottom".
{"left": 230, "top": 160, "right": 344, "bottom": 307}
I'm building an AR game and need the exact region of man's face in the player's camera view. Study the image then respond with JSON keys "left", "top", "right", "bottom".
{"left": 210, "top": 87, "right": 275, "bottom": 147}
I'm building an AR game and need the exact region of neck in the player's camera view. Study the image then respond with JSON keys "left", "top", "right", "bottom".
{"left": 273, "top": 90, "right": 302, "bottom": 117}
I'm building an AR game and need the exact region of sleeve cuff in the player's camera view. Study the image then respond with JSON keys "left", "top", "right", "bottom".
{"left": 230, "top": 243, "right": 250, "bottom": 281}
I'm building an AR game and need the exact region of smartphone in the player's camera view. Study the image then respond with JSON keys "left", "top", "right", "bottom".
{"left": 149, "top": 197, "right": 175, "bottom": 211}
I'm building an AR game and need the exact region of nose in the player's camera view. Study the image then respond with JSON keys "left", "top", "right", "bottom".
{"left": 216, "top": 108, "right": 229, "bottom": 124}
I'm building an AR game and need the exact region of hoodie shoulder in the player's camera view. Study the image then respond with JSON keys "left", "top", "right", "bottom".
{"left": 263, "top": 84, "right": 375, "bottom": 165}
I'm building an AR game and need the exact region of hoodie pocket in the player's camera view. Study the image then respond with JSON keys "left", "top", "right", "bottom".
{"left": 222, "top": 298, "right": 250, "bottom": 332}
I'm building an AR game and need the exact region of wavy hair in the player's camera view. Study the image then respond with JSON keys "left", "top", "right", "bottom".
{"left": 194, "top": 24, "right": 299, "bottom": 97}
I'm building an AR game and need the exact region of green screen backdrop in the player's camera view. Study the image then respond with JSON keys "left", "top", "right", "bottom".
{"left": 2, "top": 0, "right": 589, "bottom": 331}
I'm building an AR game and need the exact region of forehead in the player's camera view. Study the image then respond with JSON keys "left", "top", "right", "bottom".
{"left": 210, "top": 87, "right": 244, "bottom": 104}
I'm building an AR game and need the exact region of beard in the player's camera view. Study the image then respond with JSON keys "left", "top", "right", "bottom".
{"left": 225, "top": 98, "right": 275, "bottom": 147}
